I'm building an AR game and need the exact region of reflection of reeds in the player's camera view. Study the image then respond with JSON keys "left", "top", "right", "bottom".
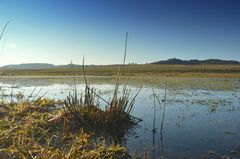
{"left": 160, "top": 84, "right": 167, "bottom": 159}
{"left": 152, "top": 89, "right": 158, "bottom": 159}
{"left": 152, "top": 89, "right": 157, "bottom": 133}
{"left": 152, "top": 82, "right": 167, "bottom": 159}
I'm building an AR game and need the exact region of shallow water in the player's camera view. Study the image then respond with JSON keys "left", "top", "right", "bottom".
{"left": 128, "top": 89, "right": 240, "bottom": 158}
{"left": 0, "top": 76, "right": 240, "bottom": 158}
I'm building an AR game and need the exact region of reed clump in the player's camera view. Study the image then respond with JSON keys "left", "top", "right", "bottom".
{"left": 47, "top": 83, "right": 141, "bottom": 142}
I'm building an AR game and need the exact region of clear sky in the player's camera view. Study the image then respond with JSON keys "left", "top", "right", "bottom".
{"left": 0, "top": 0, "right": 240, "bottom": 66}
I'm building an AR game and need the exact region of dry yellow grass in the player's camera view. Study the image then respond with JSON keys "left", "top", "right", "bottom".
{"left": 1, "top": 64, "right": 240, "bottom": 78}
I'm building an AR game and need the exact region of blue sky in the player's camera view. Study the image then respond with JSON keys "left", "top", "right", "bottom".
{"left": 0, "top": 0, "right": 240, "bottom": 65}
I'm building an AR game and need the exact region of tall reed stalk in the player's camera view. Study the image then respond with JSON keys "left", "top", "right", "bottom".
{"left": 0, "top": 21, "right": 10, "bottom": 42}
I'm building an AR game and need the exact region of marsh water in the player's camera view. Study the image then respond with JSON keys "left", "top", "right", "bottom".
{"left": 1, "top": 76, "right": 240, "bottom": 158}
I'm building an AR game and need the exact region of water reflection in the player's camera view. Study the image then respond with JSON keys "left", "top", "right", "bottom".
{"left": 160, "top": 88, "right": 166, "bottom": 159}
{"left": 151, "top": 88, "right": 166, "bottom": 159}
{"left": 152, "top": 89, "right": 157, "bottom": 159}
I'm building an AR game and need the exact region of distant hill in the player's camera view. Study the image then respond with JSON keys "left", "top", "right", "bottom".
{"left": 151, "top": 58, "right": 240, "bottom": 65}
{"left": 1, "top": 63, "right": 56, "bottom": 70}
{"left": 1, "top": 63, "right": 82, "bottom": 70}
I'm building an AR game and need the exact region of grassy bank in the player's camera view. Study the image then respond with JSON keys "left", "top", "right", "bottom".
{"left": 1, "top": 64, "right": 240, "bottom": 78}
{"left": 0, "top": 99, "right": 130, "bottom": 158}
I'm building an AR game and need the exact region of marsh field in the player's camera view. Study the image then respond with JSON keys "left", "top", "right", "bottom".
{"left": 1, "top": 64, "right": 240, "bottom": 77}
{"left": 0, "top": 65, "right": 240, "bottom": 159}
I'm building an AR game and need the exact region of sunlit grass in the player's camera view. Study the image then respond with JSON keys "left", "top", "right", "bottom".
{"left": 1, "top": 64, "right": 240, "bottom": 77}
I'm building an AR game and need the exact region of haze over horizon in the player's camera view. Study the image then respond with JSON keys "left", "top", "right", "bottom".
{"left": 0, "top": 0, "right": 240, "bottom": 66}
